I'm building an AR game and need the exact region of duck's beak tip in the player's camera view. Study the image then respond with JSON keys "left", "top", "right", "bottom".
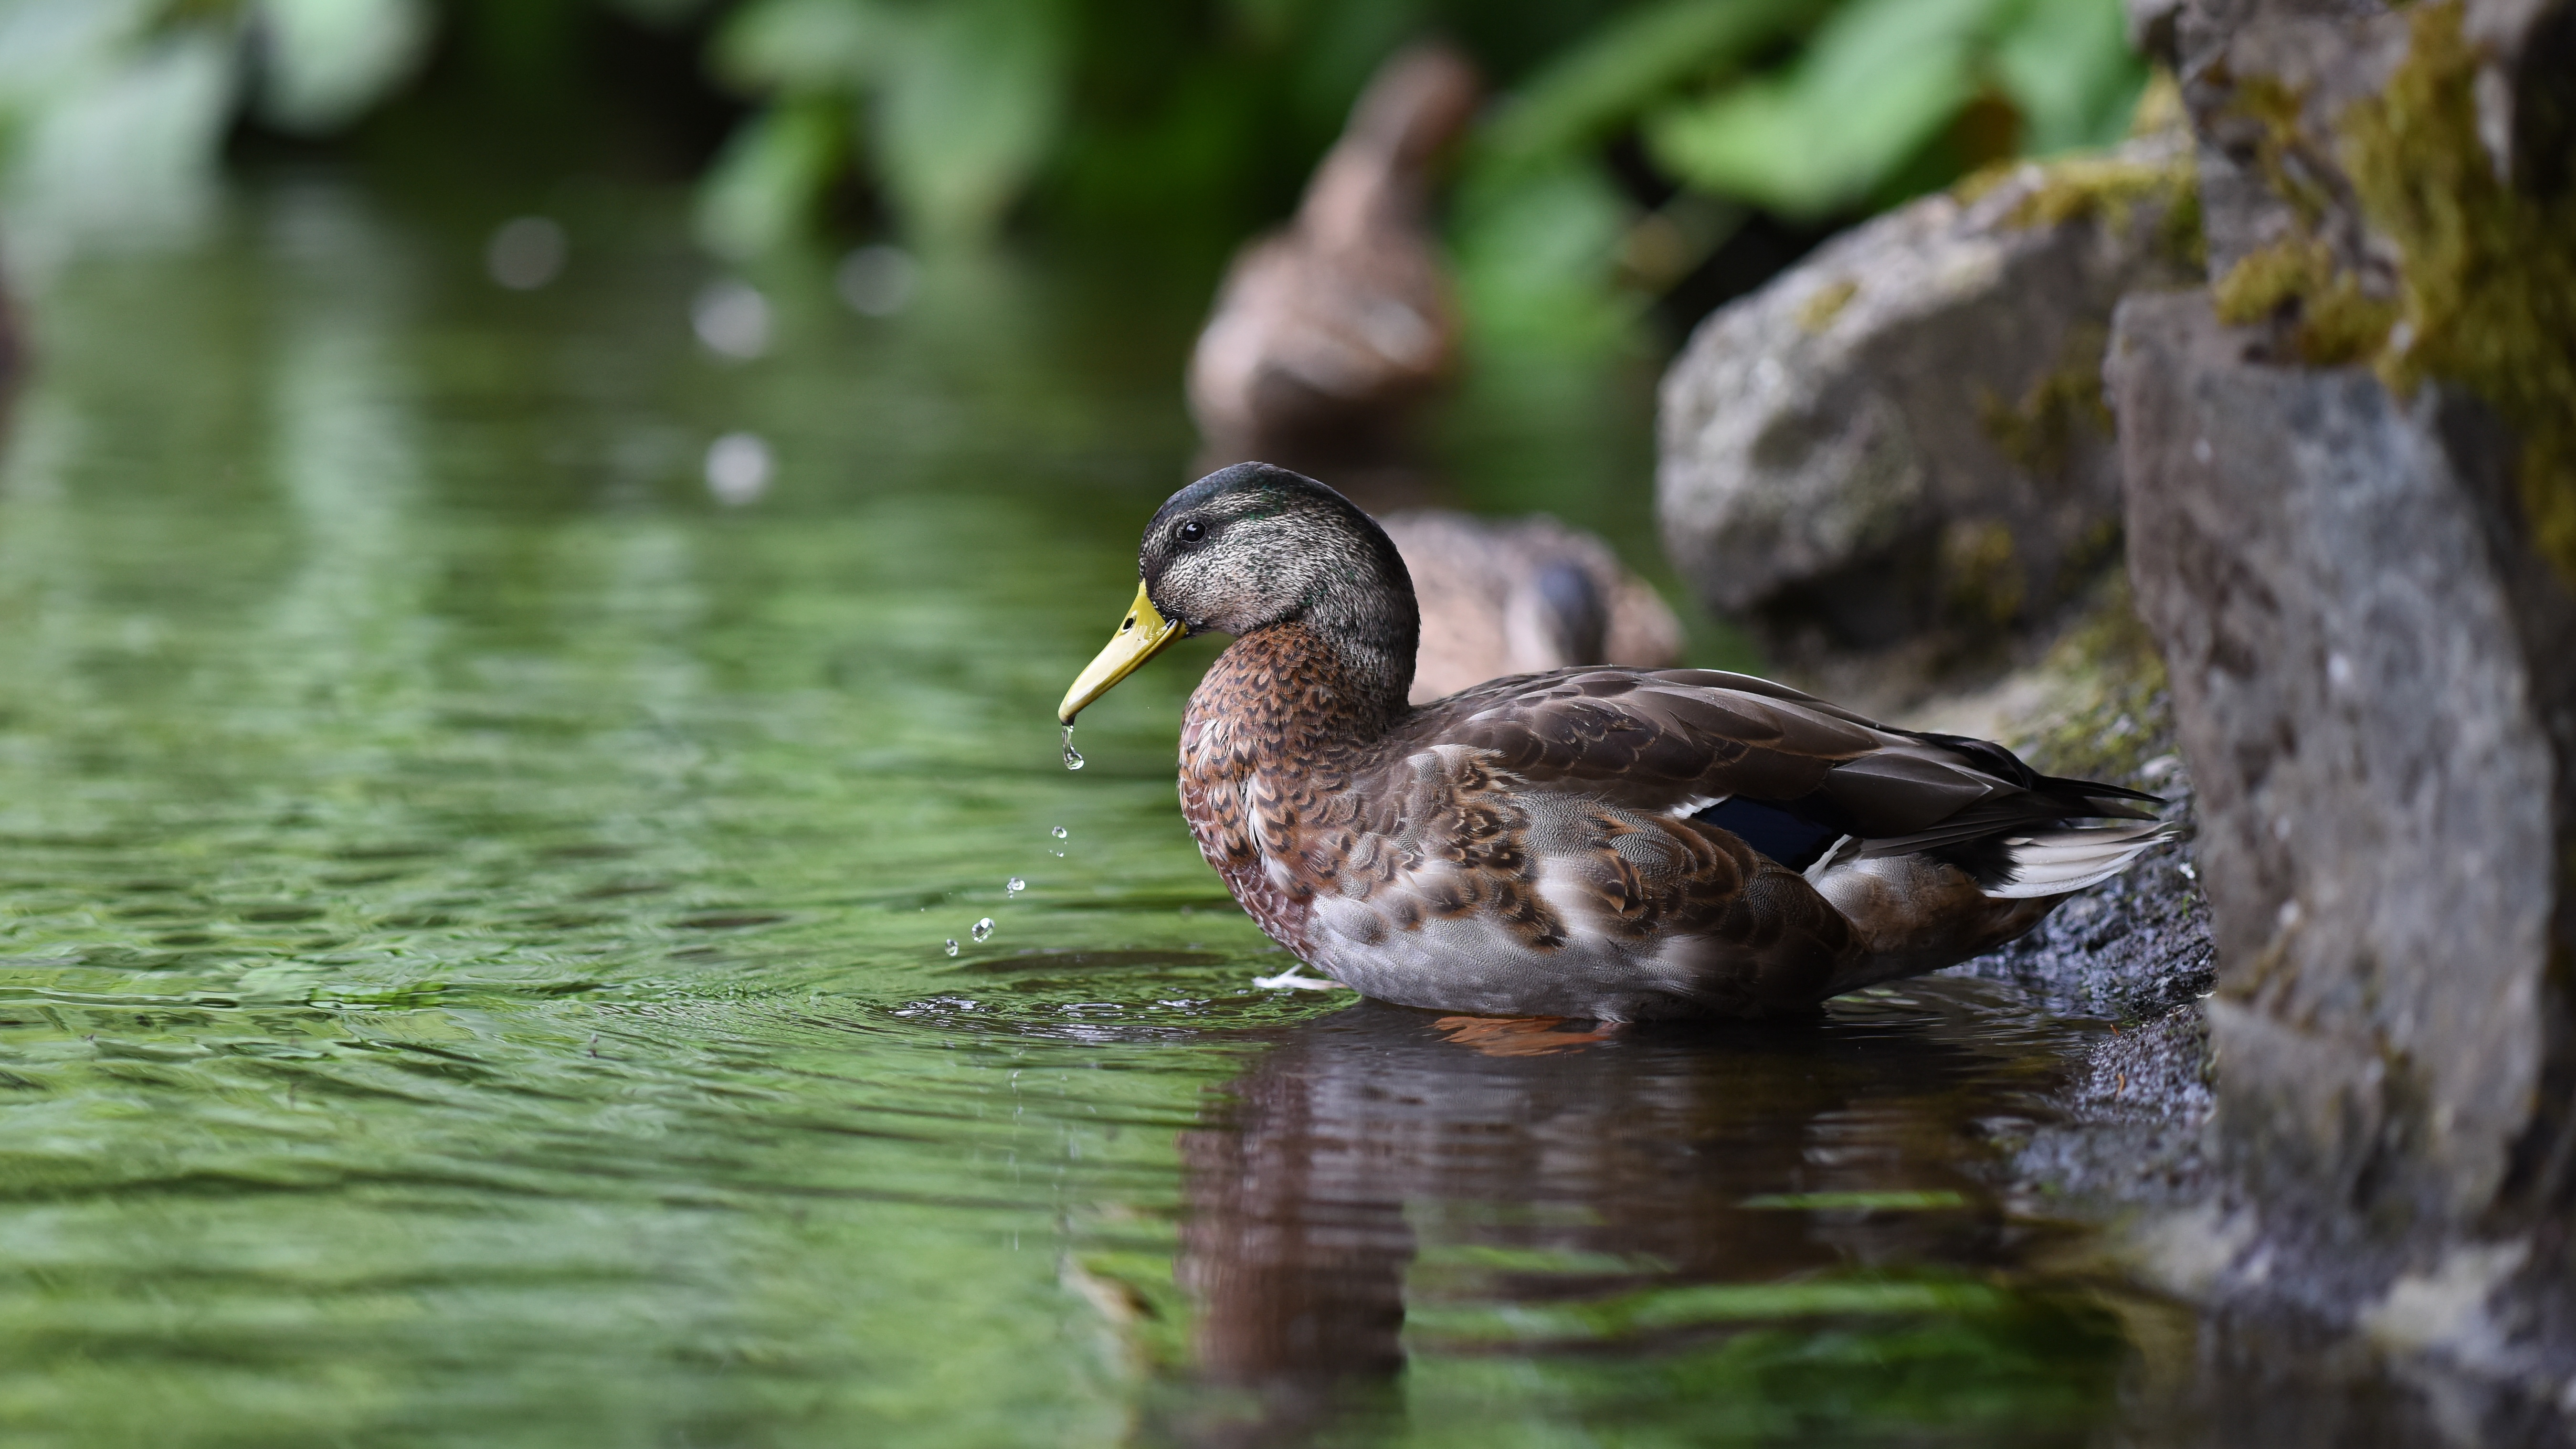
{"left": 1058, "top": 581, "right": 1181, "bottom": 723}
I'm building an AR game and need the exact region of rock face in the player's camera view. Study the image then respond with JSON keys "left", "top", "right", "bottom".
{"left": 2111, "top": 0, "right": 2576, "bottom": 1402}
{"left": 2118, "top": 291, "right": 2575, "bottom": 1232}
{"left": 1657, "top": 131, "right": 2198, "bottom": 652}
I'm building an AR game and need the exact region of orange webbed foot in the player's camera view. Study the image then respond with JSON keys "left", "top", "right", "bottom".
{"left": 1431, "top": 1015, "right": 1616, "bottom": 1058}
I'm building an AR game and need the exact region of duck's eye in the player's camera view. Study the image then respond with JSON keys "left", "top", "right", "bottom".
{"left": 1175, "top": 519, "right": 1205, "bottom": 544}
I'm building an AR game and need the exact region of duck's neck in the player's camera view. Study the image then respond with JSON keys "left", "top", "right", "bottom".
{"left": 1182, "top": 621, "right": 1409, "bottom": 771}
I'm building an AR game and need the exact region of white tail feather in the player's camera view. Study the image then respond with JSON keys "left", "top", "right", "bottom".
{"left": 1983, "top": 820, "right": 2177, "bottom": 899}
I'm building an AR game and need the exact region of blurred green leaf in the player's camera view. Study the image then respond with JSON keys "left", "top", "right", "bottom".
{"left": 252, "top": 0, "right": 437, "bottom": 135}
{"left": 1993, "top": 0, "right": 2144, "bottom": 154}
{"left": 712, "top": 0, "right": 894, "bottom": 93}
{"left": 1646, "top": 0, "right": 2011, "bottom": 216}
{"left": 1483, "top": 0, "right": 1825, "bottom": 165}
{"left": 1, "top": 20, "right": 238, "bottom": 259}
{"left": 693, "top": 93, "right": 849, "bottom": 258}
{"left": 707, "top": 0, "right": 1067, "bottom": 245}
{"left": 875, "top": 0, "right": 1069, "bottom": 242}
{"left": 1451, "top": 156, "right": 1638, "bottom": 350}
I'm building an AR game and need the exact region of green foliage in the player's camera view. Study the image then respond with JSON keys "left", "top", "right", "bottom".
{"left": 1478, "top": 0, "right": 1827, "bottom": 165}
{"left": 1449, "top": 157, "right": 1639, "bottom": 348}
{"left": 254, "top": 0, "right": 437, "bottom": 134}
{"left": 711, "top": 0, "right": 1071, "bottom": 248}
{"left": 0, "top": 0, "right": 436, "bottom": 260}
{"left": 1448, "top": 0, "right": 1819, "bottom": 349}
{"left": 0, "top": 0, "right": 2154, "bottom": 357}
{"left": 1645, "top": 0, "right": 2143, "bottom": 219}
{"left": 692, "top": 91, "right": 850, "bottom": 258}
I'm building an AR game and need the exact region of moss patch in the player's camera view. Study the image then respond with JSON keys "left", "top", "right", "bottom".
{"left": 2228, "top": 74, "right": 2335, "bottom": 227}
{"left": 1960, "top": 140, "right": 2204, "bottom": 273}
{"left": 1941, "top": 518, "right": 2026, "bottom": 629}
{"left": 2211, "top": 234, "right": 2400, "bottom": 364}
{"left": 1979, "top": 323, "right": 2117, "bottom": 476}
{"left": 2018, "top": 574, "right": 2175, "bottom": 787}
{"left": 1796, "top": 278, "right": 1860, "bottom": 334}
{"left": 2002, "top": 150, "right": 2190, "bottom": 232}
{"left": 2341, "top": 0, "right": 2576, "bottom": 587}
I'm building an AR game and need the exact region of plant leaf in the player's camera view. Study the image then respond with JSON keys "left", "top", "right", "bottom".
{"left": 251, "top": 0, "right": 436, "bottom": 135}
{"left": 1647, "top": 0, "right": 2012, "bottom": 216}
{"left": 1993, "top": 0, "right": 2145, "bottom": 156}
{"left": 694, "top": 95, "right": 850, "bottom": 259}
{"left": 1484, "top": 0, "right": 1827, "bottom": 166}
{"left": 872, "top": 0, "right": 1068, "bottom": 242}
{"left": 712, "top": 0, "right": 898, "bottom": 93}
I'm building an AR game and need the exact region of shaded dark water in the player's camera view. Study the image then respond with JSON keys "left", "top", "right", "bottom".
{"left": 0, "top": 175, "right": 2163, "bottom": 1446}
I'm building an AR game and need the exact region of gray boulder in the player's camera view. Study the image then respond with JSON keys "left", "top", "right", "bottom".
{"left": 2110, "top": 0, "right": 2576, "bottom": 1405}
{"left": 2118, "top": 289, "right": 2574, "bottom": 1237}
{"left": 1657, "top": 130, "right": 2198, "bottom": 652}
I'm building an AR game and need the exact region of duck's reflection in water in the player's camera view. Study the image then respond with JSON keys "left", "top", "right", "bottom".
{"left": 1151, "top": 990, "right": 2119, "bottom": 1448}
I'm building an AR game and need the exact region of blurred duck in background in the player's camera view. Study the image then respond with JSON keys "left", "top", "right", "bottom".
{"left": 1187, "top": 42, "right": 1478, "bottom": 457}
{"left": 1380, "top": 510, "right": 1682, "bottom": 702}
{"left": 1192, "top": 41, "right": 1683, "bottom": 694}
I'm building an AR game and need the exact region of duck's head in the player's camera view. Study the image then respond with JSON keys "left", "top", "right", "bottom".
{"left": 1058, "top": 463, "right": 1418, "bottom": 724}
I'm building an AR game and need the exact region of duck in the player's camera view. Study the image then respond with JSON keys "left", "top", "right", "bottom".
{"left": 1380, "top": 508, "right": 1684, "bottom": 703}
{"left": 1185, "top": 43, "right": 1479, "bottom": 454}
{"left": 1058, "top": 464, "right": 2173, "bottom": 1022}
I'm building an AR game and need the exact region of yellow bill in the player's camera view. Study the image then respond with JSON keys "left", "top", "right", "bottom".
{"left": 1058, "top": 581, "right": 1184, "bottom": 724}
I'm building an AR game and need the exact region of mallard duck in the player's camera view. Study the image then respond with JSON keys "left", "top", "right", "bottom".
{"left": 1186, "top": 43, "right": 1478, "bottom": 451}
{"left": 1380, "top": 509, "right": 1684, "bottom": 703}
{"left": 1060, "top": 464, "right": 2172, "bottom": 1021}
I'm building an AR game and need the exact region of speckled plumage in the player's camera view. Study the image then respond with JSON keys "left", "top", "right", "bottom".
{"left": 1070, "top": 464, "right": 2171, "bottom": 1022}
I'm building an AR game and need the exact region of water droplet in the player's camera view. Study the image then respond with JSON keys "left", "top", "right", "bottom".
{"left": 692, "top": 278, "right": 772, "bottom": 359}
{"left": 1051, "top": 826, "right": 1067, "bottom": 840}
{"left": 971, "top": 918, "right": 994, "bottom": 942}
{"left": 944, "top": 939, "right": 959, "bottom": 957}
{"left": 1006, "top": 877, "right": 1025, "bottom": 896}
{"left": 1061, "top": 724, "right": 1084, "bottom": 771}
{"left": 486, "top": 216, "right": 566, "bottom": 290}
{"left": 836, "top": 243, "right": 919, "bottom": 317}
{"left": 704, "top": 432, "right": 772, "bottom": 505}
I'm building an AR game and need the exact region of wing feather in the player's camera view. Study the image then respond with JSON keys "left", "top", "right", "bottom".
{"left": 1400, "top": 666, "right": 2163, "bottom": 865}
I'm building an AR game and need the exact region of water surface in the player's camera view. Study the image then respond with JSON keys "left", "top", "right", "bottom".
{"left": 0, "top": 177, "right": 2141, "bottom": 1446}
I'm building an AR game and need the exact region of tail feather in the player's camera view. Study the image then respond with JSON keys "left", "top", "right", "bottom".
{"left": 1982, "top": 820, "right": 2179, "bottom": 899}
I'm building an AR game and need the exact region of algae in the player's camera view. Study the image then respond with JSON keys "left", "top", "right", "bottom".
{"left": 1796, "top": 277, "right": 1860, "bottom": 334}
{"left": 2000, "top": 150, "right": 2193, "bottom": 238}
{"left": 2229, "top": 74, "right": 2336, "bottom": 227}
{"left": 1978, "top": 323, "right": 2117, "bottom": 476}
{"left": 2210, "top": 2, "right": 2576, "bottom": 585}
{"left": 2020, "top": 573, "right": 2175, "bottom": 787}
{"left": 1953, "top": 121, "right": 2204, "bottom": 274}
{"left": 2341, "top": 0, "right": 2576, "bottom": 587}
{"left": 2211, "top": 233, "right": 2400, "bottom": 365}
{"left": 1941, "top": 518, "right": 2026, "bottom": 629}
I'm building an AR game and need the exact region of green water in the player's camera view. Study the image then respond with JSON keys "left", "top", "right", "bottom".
{"left": 0, "top": 177, "right": 2139, "bottom": 1447}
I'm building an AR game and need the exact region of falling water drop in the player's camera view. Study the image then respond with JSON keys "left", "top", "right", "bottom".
{"left": 971, "top": 918, "right": 995, "bottom": 943}
{"left": 1051, "top": 826, "right": 1068, "bottom": 839}
{"left": 1061, "top": 724, "right": 1084, "bottom": 771}
{"left": 944, "top": 939, "right": 960, "bottom": 957}
{"left": 1006, "top": 877, "right": 1026, "bottom": 897}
